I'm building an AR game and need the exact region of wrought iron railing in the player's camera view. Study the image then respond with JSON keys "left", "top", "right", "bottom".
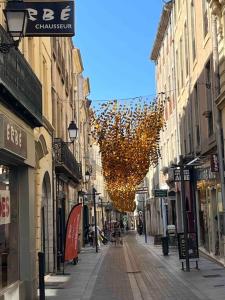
{"left": 54, "top": 138, "right": 81, "bottom": 183}
{"left": 0, "top": 25, "right": 42, "bottom": 127}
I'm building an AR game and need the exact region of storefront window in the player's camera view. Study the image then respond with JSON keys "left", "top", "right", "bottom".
{"left": 0, "top": 165, "right": 19, "bottom": 289}
{"left": 198, "top": 186, "right": 210, "bottom": 252}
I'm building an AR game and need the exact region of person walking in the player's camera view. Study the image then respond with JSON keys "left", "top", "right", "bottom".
{"left": 88, "top": 224, "right": 94, "bottom": 247}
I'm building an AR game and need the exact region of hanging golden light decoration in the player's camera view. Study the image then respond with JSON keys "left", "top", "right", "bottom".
{"left": 91, "top": 99, "right": 164, "bottom": 212}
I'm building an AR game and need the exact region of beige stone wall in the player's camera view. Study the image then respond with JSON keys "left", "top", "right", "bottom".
{"left": 22, "top": 36, "right": 54, "bottom": 274}
{"left": 151, "top": 0, "right": 214, "bottom": 181}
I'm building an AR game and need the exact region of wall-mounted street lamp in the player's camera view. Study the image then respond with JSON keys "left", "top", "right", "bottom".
{"left": 85, "top": 170, "right": 91, "bottom": 183}
{"left": 67, "top": 120, "right": 78, "bottom": 143}
{"left": 1, "top": 0, "right": 28, "bottom": 53}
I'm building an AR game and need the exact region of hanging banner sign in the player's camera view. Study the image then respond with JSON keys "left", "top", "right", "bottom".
{"left": 0, "top": 190, "right": 10, "bottom": 225}
{"left": 154, "top": 189, "right": 168, "bottom": 198}
{"left": 174, "top": 169, "right": 190, "bottom": 182}
{"left": 64, "top": 203, "right": 82, "bottom": 261}
{"left": 210, "top": 154, "right": 219, "bottom": 172}
{"left": 25, "top": 1, "right": 75, "bottom": 36}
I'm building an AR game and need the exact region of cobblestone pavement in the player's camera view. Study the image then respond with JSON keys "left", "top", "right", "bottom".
{"left": 45, "top": 232, "right": 225, "bottom": 300}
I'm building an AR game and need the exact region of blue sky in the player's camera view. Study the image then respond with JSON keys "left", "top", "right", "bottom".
{"left": 74, "top": 1, "right": 163, "bottom": 102}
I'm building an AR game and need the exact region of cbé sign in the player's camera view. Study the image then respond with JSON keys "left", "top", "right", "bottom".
{"left": 0, "top": 114, "right": 27, "bottom": 159}
{"left": 25, "top": 1, "right": 75, "bottom": 36}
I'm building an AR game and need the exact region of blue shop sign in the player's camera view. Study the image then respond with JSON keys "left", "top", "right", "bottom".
{"left": 25, "top": 1, "right": 75, "bottom": 36}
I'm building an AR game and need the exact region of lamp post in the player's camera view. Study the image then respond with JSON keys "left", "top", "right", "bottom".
{"left": 138, "top": 199, "right": 147, "bottom": 243}
{"left": 179, "top": 156, "right": 190, "bottom": 272}
{"left": 1, "top": 0, "right": 28, "bottom": 53}
{"left": 83, "top": 187, "right": 101, "bottom": 253}
{"left": 100, "top": 197, "right": 105, "bottom": 232}
{"left": 93, "top": 187, "right": 98, "bottom": 253}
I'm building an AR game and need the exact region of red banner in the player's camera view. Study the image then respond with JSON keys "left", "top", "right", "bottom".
{"left": 64, "top": 203, "right": 82, "bottom": 261}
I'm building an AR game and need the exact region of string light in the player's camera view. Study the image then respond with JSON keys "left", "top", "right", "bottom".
{"left": 91, "top": 99, "right": 164, "bottom": 212}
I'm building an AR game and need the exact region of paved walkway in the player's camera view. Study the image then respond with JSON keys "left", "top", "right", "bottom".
{"left": 45, "top": 232, "right": 225, "bottom": 300}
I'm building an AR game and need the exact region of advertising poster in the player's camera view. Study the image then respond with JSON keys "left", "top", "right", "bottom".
{"left": 0, "top": 190, "right": 10, "bottom": 225}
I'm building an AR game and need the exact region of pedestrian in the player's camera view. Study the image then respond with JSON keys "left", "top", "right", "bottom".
{"left": 97, "top": 226, "right": 105, "bottom": 249}
{"left": 88, "top": 224, "right": 94, "bottom": 246}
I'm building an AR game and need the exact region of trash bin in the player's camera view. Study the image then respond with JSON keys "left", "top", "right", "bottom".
{"left": 161, "top": 236, "right": 169, "bottom": 256}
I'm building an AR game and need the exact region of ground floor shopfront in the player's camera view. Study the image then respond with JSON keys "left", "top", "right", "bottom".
{"left": 0, "top": 26, "right": 42, "bottom": 297}
{"left": 196, "top": 166, "right": 225, "bottom": 261}
{"left": 0, "top": 107, "right": 38, "bottom": 299}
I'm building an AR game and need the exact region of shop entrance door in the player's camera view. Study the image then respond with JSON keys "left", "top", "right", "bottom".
{"left": 83, "top": 205, "right": 89, "bottom": 245}
{"left": 210, "top": 188, "right": 219, "bottom": 255}
{"left": 57, "top": 198, "right": 65, "bottom": 271}
{"left": 41, "top": 173, "right": 51, "bottom": 274}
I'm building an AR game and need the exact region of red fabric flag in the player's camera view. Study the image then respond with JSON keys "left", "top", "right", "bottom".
{"left": 64, "top": 203, "right": 82, "bottom": 261}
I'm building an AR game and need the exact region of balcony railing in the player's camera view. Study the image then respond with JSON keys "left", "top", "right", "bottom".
{"left": 0, "top": 26, "right": 42, "bottom": 128}
{"left": 54, "top": 138, "right": 81, "bottom": 183}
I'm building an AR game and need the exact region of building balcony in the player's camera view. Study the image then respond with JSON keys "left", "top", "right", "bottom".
{"left": 54, "top": 138, "right": 82, "bottom": 184}
{"left": 0, "top": 26, "right": 42, "bottom": 128}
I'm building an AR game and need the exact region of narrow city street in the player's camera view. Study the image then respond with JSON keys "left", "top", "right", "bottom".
{"left": 45, "top": 232, "right": 225, "bottom": 300}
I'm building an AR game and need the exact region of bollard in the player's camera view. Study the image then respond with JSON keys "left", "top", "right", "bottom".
{"left": 161, "top": 236, "right": 169, "bottom": 256}
{"left": 38, "top": 252, "right": 45, "bottom": 300}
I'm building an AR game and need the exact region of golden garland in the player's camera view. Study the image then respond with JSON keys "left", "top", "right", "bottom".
{"left": 91, "top": 100, "right": 164, "bottom": 212}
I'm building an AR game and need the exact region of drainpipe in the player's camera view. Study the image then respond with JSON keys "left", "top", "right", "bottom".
{"left": 211, "top": 14, "right": 225, "bottom": 211}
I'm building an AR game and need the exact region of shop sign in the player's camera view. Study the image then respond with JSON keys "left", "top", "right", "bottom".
{"left": 25, "top": 1, "right": 75, "bottom": 36}
{"left": 177, "top": 232, "right": 199, "bottom": 260}
{"left": 0, "top": 190, "right": 10, "bottom": 225}
{"left": 0, "top": 115, "right": 27, "bottom": 159}
{"left": 154, "top": 189, "right": 168, "bottom": 198}
{"left": 136, "top": 187, "right": 148, "bottom": 194}
{"left": 174, "top": 169, "right": 190, "bottom": 181}
{"left": 195, "top": 167, "right": 216, "bottom": 181}
{"left": 210, "top": 154, "right": 219, "bottom": 172}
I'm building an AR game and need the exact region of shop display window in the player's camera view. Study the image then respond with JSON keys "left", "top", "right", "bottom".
{"left": 0, "top": 165, "right": 19, "bottom": 289}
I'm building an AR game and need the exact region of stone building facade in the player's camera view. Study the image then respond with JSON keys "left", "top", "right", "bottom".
{"left": 0, "top": 4, "right": 93, "bottom": 299}
{"left": 150, "top": 0, "right": 225, "bottom": 263}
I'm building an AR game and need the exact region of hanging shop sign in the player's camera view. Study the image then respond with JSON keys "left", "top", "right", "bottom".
{"left": 25, "top": 1, "right": 75, "bottom": 36}
{"left": 64, "top": 203, "right": 82, "bottom": 261}
{"left": 0, "top": 190, "right": 10, "bottom": 225}
{"left": 0, "top": 115, "right": 27, "bottom": 159}
{"left": 210, "top": 154, "right": 219, "bottom": 172}
{"left": 168, "top": 168, "right": 190, "bottom": 182}
{"left": 136, "top": 187, "right": 148, "bottom": 194}
{"left": 195, "top": 167, "right": 217, "bottom": 181}
{"left": 154, "top": 189, "right": 168, "bottom": 198}
{"left": 174, "top": 169, "right": 190, "bottom": 182}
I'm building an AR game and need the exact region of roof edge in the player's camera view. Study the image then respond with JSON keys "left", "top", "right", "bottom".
{"left": 150, "top": 1, "right": 173, "bottom": 62}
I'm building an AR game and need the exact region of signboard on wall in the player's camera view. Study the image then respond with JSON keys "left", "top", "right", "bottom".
{"left": 0, "top": 190, "right": 10, "bottom": 225}
{"left": 0, "top": 114, "right": 27, "bottom": 159}
{"left": 25, "top": 1, "right": 75, "bottom": 36}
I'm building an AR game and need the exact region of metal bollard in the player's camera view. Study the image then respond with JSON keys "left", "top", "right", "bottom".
{"left": 38, "top": 252, "right": 45, "bottom": 300}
